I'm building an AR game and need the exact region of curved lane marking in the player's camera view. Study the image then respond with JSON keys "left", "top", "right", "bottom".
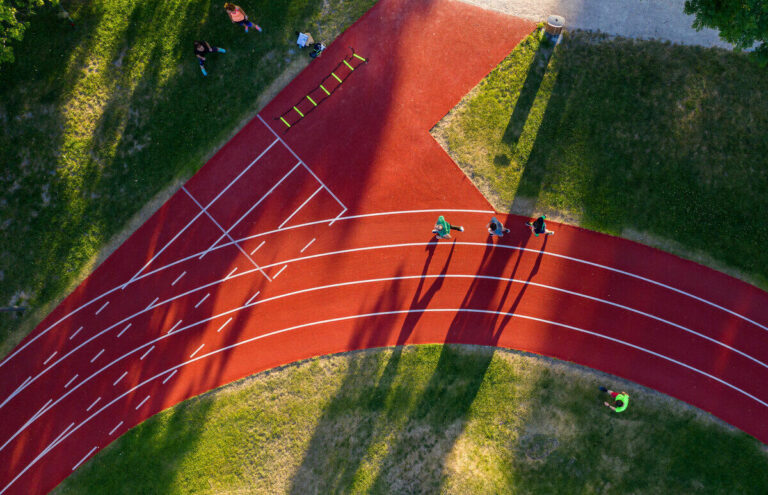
{"left": 0, "top": 209, "right": 492, "bottom": 369}
{"left": 4, "top": 209, "right": 766, "bottom": 373}
{"left": 2, "top": 272, "right": 767, "bottom": 456}
{"left": 3, "top": 305, "right": 767, "bottom": 495}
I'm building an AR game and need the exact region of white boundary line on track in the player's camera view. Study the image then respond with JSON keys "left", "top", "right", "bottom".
{"left": 68, "top": 326, "right": 83, "bottom": 341}
{"left": 279, "top": 185, "right": 323, "bottom": 229}
{"left": 117, "top": 323, "right": 131, "bottom": 338}
{"left": 72, "top": 446, "right": 98, "bottom": 471}
{"left": 108, "top": 421, "right": 123, "bottom": 436}
{"left": 171, "top": 271, "right": 186, "bottom": 287}
{"left": 94, "top": 302, "right": 109, "bottom": 315}
{"left": 257, "top": 114, "right": 347, "bottom": 211}
{"left": 4, "top": 271, "right": 768, "bottom": 459}
{"left": 182, "top": 186, "right": 272, "bottom": 282}
{"left": 200, "top": 162, "right": 302, "bottom": 258}
{"left": 5, "top": 238, "right": 768, "bottom": 421}
{"left": 7, "top": 205, "right": 763, "bottom": 375}
{"left": 250, "top": 240, "right": 266, "bottom": 255}
{"left": 0, "top": 210, "right": 494, "bottom": 370}
{"left": 5, "top": 304, "right": 768, "bottom": 494}
{"left": 123, "top": 138, "right": 280, "bottom": 288}
{"left": 3, "top": 211, "right": 767, "bottom": 416}
{"left": 300, "top": 238, "right": 316, "bottom": 253}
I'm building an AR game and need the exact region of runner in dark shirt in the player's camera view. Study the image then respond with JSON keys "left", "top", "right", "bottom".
{"left": 194, "top": 41, "right": 226, "bottom": 76}
{"left": 525, "top": 215, "right": 554, "bottom": 236}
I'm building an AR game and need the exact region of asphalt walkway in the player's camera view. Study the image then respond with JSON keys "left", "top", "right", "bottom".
{"left": 458, "top": 0, "right": 734, "bottom": 48}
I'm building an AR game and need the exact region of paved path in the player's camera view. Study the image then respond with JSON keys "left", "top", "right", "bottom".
{"left": 458, "top": 0, "right": 734, "bottom": 48}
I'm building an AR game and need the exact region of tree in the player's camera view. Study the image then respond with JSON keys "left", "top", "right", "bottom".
{"left": 0, "top": 0, "right": 47, "bottom": 66}
{"left": 684, "top": 0, "right": 768, "bottom": 65}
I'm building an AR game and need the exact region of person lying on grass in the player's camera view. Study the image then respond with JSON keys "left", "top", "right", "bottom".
{"left": 194, "top": 41, "right": 226, "bottom": 76}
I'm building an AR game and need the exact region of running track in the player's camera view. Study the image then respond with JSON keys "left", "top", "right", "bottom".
{"left": 3, "top": 0, "right": 768, "bottom": 492}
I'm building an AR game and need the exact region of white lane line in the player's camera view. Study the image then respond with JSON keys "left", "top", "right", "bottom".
{"left": 189, "top": 344, "right": 205, "bottom": 358}
{"left": 3, "top": 376, "right": 33, "bottom": 409}
{"left": 8, "top": 268, "right": 767, "bottom": 465}
{"left": 72, "top": 446, "right": 98, "bottom": 471}
{"left": 182, "top": 186, "right": 272, "bottom": 282}
{"left": 64, "top": 374, "right": 78, "bottom": 389}
{"left": 146, "top": 297, "right": 159, "bottom": 310}
{"left": 90, "top": 349, "right": 104, "bottom": 363}
{"left": 32, "top": 399, "right": 53, "bottom": 422}
{"left": 226, "top": 267, "right": 238, "bottom": 279}
{"left": 124, "top": 138, "right": 279, "bottom": 287}
{"left": 194, "top": 293, "right": 210, "bottom": 309}
{"left": 258, "top": 114, "right": 347, "bottom": 211}
{"left": 171, "top": 271, "right": 186, "bottom": 286}
{"left": 69, "top": 326, "right": 83, "bottom": 341}
{"left": 41, "top": 423, "right": 75, "bottom": 460}
{"left": 0, "top": 210, "right": 520, "bottom": 371}
{"left": 0, "top": 377, "right": 33, "bottom": 408}
{"left": 135, "top": 395, "right": 150, "bottom": 410}
{"left": 12, "top": 300, "right": 768, "bottom": 495}
{"left": 8, "top": 232, "right": 768, "bottom": 438}
{"left": 117, "top": 323, "right": 132, "bottom": 338}
{"left": 162, "top": 370, "right": 178, "bottom": 384}
{"left": 43, "top": 422, "right": 74, "bottom": 457}
{"left": 139, "top": 346, "right": 154, "bottom": 361}
{"left": 43, "top": 352, "right": 57, "bottom": 366}
{"left": 300, "top": 238, "right": 316, "bottom": 253}
{"left": 86, "top": 397, "right": 101, "bottom": 412}
{"left": 200, "top": 161, "right": 302, "bottom": 258}
{"left": 217, "top": 317, "right": 233, "bottom": 333}
{"left": 109, "top": 421, "right": 124, "bottom": 436}
{"left": 279, "top": 186, "right": 323, "bottom": 229}
{"left": 273, "top": 265, "right": 287, "bottom": 279}
{"left": 250, "top": 241, "right": 265, "bottom": 255}
{"left": 245, "top": 291, "right": 260, "bottom": 306}
{"left": 113, "top": 371, "right": 128, "bottom": 386}
{"left": 167, "top": 319, "right": 183, "bottom": 335}
{"left": 328, "top": 207, "right": 347, "bottom": 227}
{"left": 95, "top": 302, "right": 109, "bottom": 315}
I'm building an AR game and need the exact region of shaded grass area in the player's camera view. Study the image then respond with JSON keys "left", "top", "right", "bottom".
{"left": 432, "top": 28, "right": 768, "bottom": 287}
{"left": 55, "top": 345, "right": 768, "bottom": 493}
{"left": 0, "top": 0, "right": 377, "bottom": 357}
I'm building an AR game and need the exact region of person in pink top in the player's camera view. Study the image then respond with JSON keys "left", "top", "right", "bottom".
{"left": 224, "top": 3, "right": 262, "bottom": 33}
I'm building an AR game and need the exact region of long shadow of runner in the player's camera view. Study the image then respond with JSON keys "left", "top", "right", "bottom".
{"left": 288, "top": 238, "right": 457, "bottom": 493}
{"left": 364, "top": 231, "right": 546, "bottom": 491}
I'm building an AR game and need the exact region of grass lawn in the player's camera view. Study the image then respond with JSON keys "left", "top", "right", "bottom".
{"left": 54, "top": 345, "right": 768, "bottom": 493}
{"left": 432, "top": 28, "right": 768, "bottom": 288}
{"left": 0, "top": 0, "right": 377, "bottom": 358}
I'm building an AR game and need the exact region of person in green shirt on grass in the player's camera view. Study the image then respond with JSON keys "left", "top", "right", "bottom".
{"left": 600, "top": 386, "right": 629, "bottom": 412}
{"left": 432, "top": 215, "right": 464, "bottom": 239}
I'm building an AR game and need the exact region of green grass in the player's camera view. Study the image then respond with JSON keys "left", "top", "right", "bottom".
{"left": 432, "top": 28, "right": 768, "bottom": 287}
{"left": 54, "top": 345, "right": 768, "bottom": 493}
{"left": 0, "top": 0, "right": 377, "bottom": 358}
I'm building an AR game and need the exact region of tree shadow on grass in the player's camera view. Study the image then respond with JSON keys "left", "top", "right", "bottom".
{"left": 495, "top": 35, "right": 557, "bottom": 166}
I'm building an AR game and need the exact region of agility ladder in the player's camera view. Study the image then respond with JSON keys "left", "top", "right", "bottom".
{"left": 276, "top": 48, "right": 368, "bottom": 130}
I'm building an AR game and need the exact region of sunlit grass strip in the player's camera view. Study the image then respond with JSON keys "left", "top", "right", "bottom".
{"left": 54, "top": 345, "right": 768, "bottom": 494}
{"left": 432, "top": 29, "right": 768, "bottom": 288}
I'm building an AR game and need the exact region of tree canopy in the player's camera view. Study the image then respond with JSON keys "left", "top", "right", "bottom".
{"left": 685, "top": 0, "right": 768, "bottom": 64}
{"left": 0, "top": 0, "right": 47, "bottom": 66}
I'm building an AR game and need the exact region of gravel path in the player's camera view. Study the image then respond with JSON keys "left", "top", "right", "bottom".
{"left": 458, "top": 0, "right": 734, "bottom": 49}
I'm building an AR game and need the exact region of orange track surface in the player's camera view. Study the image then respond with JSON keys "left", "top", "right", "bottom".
{"left": 1, "top": 0, "right": 767, "bottom": 493}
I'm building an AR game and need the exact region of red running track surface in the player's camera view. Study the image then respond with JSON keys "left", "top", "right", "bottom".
{"left": 2, "top": 0, "right": 768, "bottom": 492}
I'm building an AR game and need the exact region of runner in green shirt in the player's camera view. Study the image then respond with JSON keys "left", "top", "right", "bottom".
{"left": 600, "top": 386, "right": 629, "bottom": 412}
{"left": 432, "top": 215, "right": 464, "bottom": 239}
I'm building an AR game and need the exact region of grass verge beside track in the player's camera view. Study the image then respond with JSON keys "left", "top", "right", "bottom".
{"left": 432, "top": 28, "right": 768, "bottom": 289}
{"left": 55, "top": 345, "right": 768, "bottom": 494}
{"left": 0, "top": 0, "right": 377, "bottom": 358}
